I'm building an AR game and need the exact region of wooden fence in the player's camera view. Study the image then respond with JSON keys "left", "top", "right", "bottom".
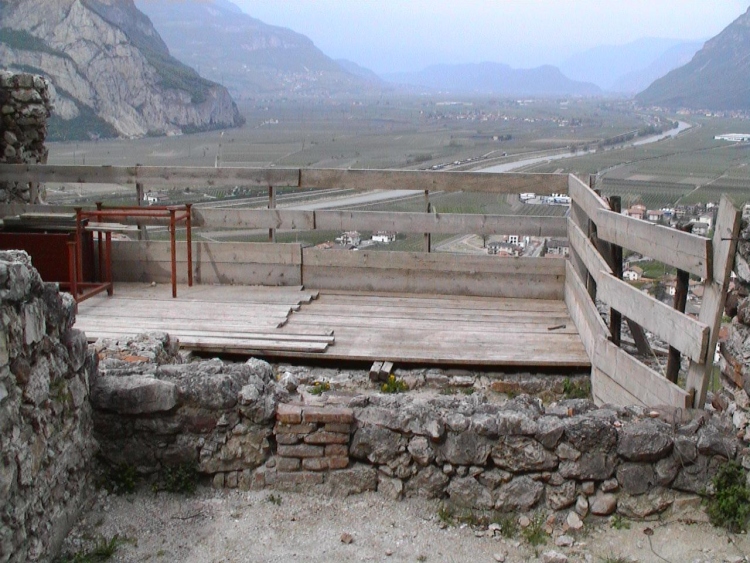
{"left": 0, "top": 164, "right": 742, "bottom": 408}
{"left": 0, "top": 164, "right": 567, "bottom": 299}
{"left": 565, "top": 175, "right": 740, "bottom": 409}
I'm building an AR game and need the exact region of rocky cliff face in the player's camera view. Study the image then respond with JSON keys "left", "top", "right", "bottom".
{"left": 0, "top": 0, "right": 244, "bottom": 139}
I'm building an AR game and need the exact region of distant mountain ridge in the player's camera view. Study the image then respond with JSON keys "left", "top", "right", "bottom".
{"left": 637, "top": 7, "right": 750, "bottom": 110}
{"left": 383, "top": 62, "right": 601, "bottom": 97}
{"left": 610, "top": 41, "right": 703, "bottom": 94}
{"left": 0, "top": 0, "right": 244, "bottom": 139}
{"left": 135, "top": 0, "right": 381, "bottom": 98}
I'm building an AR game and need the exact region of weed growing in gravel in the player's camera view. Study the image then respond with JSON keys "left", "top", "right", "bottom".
{"left": 98, "top": 461, "right": 138, "bottom": 495}
{"left": 437, "top": 504, "right": 454, "bottom": 526}
{"left": 706, "top": 460, "right": 750, "bottom": 532}
{"left": 266, "top": 493, "right": 283, "bottom": 506}
{"left": 152, "top": 463, "right": 198, "bottom": 494}
{"left": 492, "top": 514, "right": 519, "bottom": 539}
{"left": 521, "top": 513, "right": 547, "bottom": 547}
{"left": 600, "top": 555, "right": 632, "bottom": 563}
{"left": 416, "top": 555, "right": 428, "bottom": 562}
{"left": 57, "top": 535, "right": 125, "bottom": 562}
{"left": 610, "top": 515, "right": 631, "bottom": 530}
{"left": 381, "top": 374, "right": 408, "bottom": 394}
{"left": 309, "top": 381, "right": 331, "bottom": 395}
{"left": 562, "top": 378, "right": 590, "bottom": 399}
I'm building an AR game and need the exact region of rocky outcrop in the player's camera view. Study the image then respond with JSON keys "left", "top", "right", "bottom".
{"left": 0, "top": 71, "right": 52, "bottom": 203}
{"left": 0, "top": 251, "right": 97, "bottom": 563}
{"left": 0, "top": 0, "right": 244, "bottom": 139}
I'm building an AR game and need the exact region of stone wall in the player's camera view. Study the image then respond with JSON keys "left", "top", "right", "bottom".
{"left": 0, "top": 71, "right": 52, "bottom": 204}
{"left": 90, "top": 344, "right": 748, "bottom": 522}
{"left": 0, "top": 251, "right": 96, "bottom": 563}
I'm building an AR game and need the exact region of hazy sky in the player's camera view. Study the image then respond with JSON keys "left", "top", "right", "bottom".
{"left": 229, "top": 0, "right": 748, "bottom": 73}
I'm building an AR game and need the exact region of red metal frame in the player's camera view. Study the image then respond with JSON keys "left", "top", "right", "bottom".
{"left": 73, "top": 204, "right": 193, "bottom": 300}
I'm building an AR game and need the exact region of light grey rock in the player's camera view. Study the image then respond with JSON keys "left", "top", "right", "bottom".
{"left": 542, "top": 550, "right": 569, "bottom": 563}
{"left": 616, "top": 463, "right": 656, "bottom": 496}
{"left": 350, "top": 426, "right": 407, "bottom": 464}
{"left": 324, "top": 464, "right": 378, "bottom": 497}
{"left": 491, "top": 436, "right": 558, "bottom": 472}
{"left": 438, "top": 431, "right": 492, "bottom": 466}
{"left": 446, "top": 476, "right": 494, "bottom": 510}
{"left": 91, "top": 375, "right": 178, "bottom": 414}
{"left": 617, "top": 419, "right": 674, "bottom": 462}
{"left": 575, "top": 495, "right": 589, "bottom": 517}
{"left": 590, "top": 493, "right": 617, "bottom": 516}
{"left": 559, "top": 453, "right": 617, "bottom": 481}
{"left": 405, "top": 465, "right": 449, "bottom": 498}
{"left": 377, "top": 475, "right": 404, "bottom": 500}
{"left": 546, "top": 480, "right": 577, "bottom": 510}
{"left": 495, "top": 476, "right": 544, "bottom": 512}
{"left": 617, "top": 489, "right": 674, "bottom": 519}
{"left": 407, "top": 436, "right": 435, "bottom": 466}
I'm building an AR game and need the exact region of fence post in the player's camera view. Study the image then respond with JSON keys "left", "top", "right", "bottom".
{"left": 666, "top": 224, "right": 693, "bottom": 383}
{"left": 608, "top": 196, "right": 623, "bottom": 345}
{"left": 268, "top": 185, "right": 276, "bottom": 243}
{"left": 424, "top": 190, "right": 431, "bottom": 253}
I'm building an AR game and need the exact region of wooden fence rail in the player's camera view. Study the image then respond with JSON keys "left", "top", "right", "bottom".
{"left": 565, "top": 174, "right": 740, "bottom": 409}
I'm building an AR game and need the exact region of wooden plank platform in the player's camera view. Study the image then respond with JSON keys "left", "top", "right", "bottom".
{"left": 74, "top": 284, "right": 590, "bottom": 368}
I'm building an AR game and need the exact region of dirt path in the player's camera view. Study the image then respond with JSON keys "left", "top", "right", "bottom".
{"left": 60, "top": 488, "right": 749, "bottom": 563}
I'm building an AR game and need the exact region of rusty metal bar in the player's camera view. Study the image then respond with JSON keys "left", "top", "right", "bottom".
{"left": 186, "top": 203, "right": 193, "bottom": 287}
{"left": 424, "top": 190, "right": 431, "bottom": 253}
{"left": 666, "top": 224, "right": 694, "bottom": 383}
{"left": 268, "top": 186, "right": 276, "bottom": 243}
{"left": 608, "top": 196, "right": 623, "bottom": 346}
{"left": 170, "top": 208, "right": 177, "bottom": 298}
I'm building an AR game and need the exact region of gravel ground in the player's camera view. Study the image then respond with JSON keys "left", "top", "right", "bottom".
{"left": 59, "top": 487, "right": 750, "bottom": 563}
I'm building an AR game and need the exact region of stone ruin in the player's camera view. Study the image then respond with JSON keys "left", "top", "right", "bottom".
{"left": 0, "top": 251, "right": 96, "bottom": 562}
{"left": 0, "top": 71, "right": 52, "bottom": 204}
{"left": 2, "top": 249, "right": 750, "bottom": 562}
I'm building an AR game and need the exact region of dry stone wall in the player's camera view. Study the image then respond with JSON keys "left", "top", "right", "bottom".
{"left": 90, "top": 346, "right": 748, "bottom": 522}
{"left": 0, "top": 72, "right": 52, "bottom": 204}
{"left": 0, "top": 251, "right": 96, "bottom": 563}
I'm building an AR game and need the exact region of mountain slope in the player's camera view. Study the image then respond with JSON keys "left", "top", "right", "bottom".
{"left": 560, "top": 38, "right": 688, "bottom": 91}
{"left": 135, "top": 0, "right": 377, "bottom": 98}
{"left": 610, "top": 41, "right": 703, "bottom": 94}
{"left": 383, "top": 62, "right": 601, "bottom": 97}
{"left": 0, "top": 0, "right": 244, "bottom": 139}
{"left": 637, "top": 7, "right": 750, "bottom": 110}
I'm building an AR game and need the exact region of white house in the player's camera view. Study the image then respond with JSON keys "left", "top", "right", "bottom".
{"left": 336, "top": 231, "right": 361, "bottom": 246}
{"left": 372, "top": 231, "right": 396, "bottom": 243}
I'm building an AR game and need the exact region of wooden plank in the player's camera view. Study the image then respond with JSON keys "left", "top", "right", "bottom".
{"left": 307, "top": 300, "right": 568, "bottom": 318}
{"left": 287, "top": 314, "right": 575, "bottom": 332}
{"left": 594, "top": 336, "right": 691, "bottom": 408}
{"left": 0, "top": 163, "right": 137, "bottom": 185}
{"left": 135, "top": 166, "right": 299, "bottom": 188}
{"left": 193, "top": 208, "right": 315, "bottom": 230}
{"left": 304, "top": 266, "right": 563, "bottom": 300}
{"left": 591, "top": 367, "right": 645, "bottom": 407}
{"left": 315, "top": 293, "right": 569, "bottom": 312}
{"left": 75, "top": 323, "right": 335, "bottom": 344}
{"left": 112, "top": 241, "right": 303, "bottom": 265}
{"left": 567, "top": 218, "right": 613, "bottom": 282}
{"left": 686, "top": 196, "right": 742, "bottom": 407}
{"left": 303, "top": 249, "right": 565, "bottom": 275}
{"left": 597, "top": 272, "right": 709, "bottom": 362}
{"left": 300, "top": 169, "right": 568, "bottom": 195}
{"left": 568, "top": 175, "right": 609, "bottom": 221}
{"left": 595, "top": 209, "right": 711, "bottom": 279}
{"left": 86, "top": 332, "right": 329, "bottom": 353}
{"left": 314, "top": 210, "right": 567, "bottom": 237}
{"left": 563, "top": 261, "right": 607, "bottom": 359}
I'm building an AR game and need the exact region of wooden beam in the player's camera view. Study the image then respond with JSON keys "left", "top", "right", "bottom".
{"left": 192, "top": 208, "right": 315, "bottom": 230}
{"left": 597, "top": 272, "right": 710, "bottom": 363}
{"left": 563, "top": 261, "right": 608, "bottom": 359}
{"left": 0, "top": 164, "right": 301, "bottom": 188}
{"left": 302, "top": 248, "right": 565, "bottom": 275}
{"left": 300, "top": 168, "right": 568, "bottom": 194}
{"left": 595, "top": 209, "right": 711, "bottom": 279}
{"left": 686, "top": 196, "right": 742, "bottom": 407}
{"left": 314, "top": 210, "right": 567, "bottom": 237}
{"left": 567, "top": 219, "right": 613, "bottom": 283}
{"left": 591, "top": 366, "right": 645, "bottom": 407}
{"left": 568, "top": 174, "right": 609, "bottom": 221}
{"left": 594, "top": 336, "right": 691, "bottom": 408}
